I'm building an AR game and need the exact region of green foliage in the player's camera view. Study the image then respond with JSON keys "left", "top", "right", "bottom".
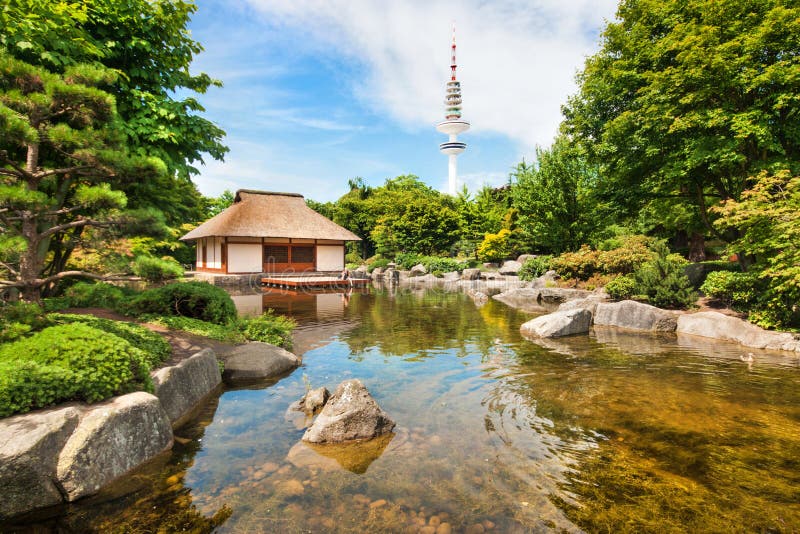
{"left": 700, "top": 271, "right": 760, "bottom": 310}
{"left": 0, "top": 301, "right": 49, "bottom": 342}
{"left": 49, "top": 313, "right": 171, "bottom": 368}
{"left": 141, "top": 315, "right": 244, "bottom": 343}
{"left": 366, "top": 258, "right": 391, "bottom": 273}
{"left": 0, "top": 324, "right": 152, "bottom": 417}
{"left": 550, "top": 236, "right": 656, "bottom": 280}
{"left": 132, "top": 255, "right": 185, "bottom": 282}
{"left": 633, "top": 242, "right": 697, "bottom": 309}
{"left": 550, "top": 245, "right": 600, "bottom": 280}
{"left": 512, "top": 136, "right": 601, "bottom": 254}
{"left": 129, "top": 282, "right": 236, "bottom": 325}
{"left": 605, "top": 274, "right": 638, "bottom": 301}
{"left": 713, "top": 171, "right": 800, "bottom": 329}
{"left": 563, "top": 0, "right": 800, "bottom": 241}
{"left": 518, "top": 256, "right": 553, "bottom": 281}
{"left": 65, "top": 282, "right": 132, "bottom": 310}
{"left": 205, "top": 190, "right": 235, "bottom": 218}
{"left": 476, "top": 229, "right": 511, "bottom": 263}
{"left": 239, "top": 310, "right": 296, "bottom": 349}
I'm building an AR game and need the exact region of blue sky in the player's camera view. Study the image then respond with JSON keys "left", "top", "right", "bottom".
{"left": 186, "top": 0, "right": 618, "bottom": 202}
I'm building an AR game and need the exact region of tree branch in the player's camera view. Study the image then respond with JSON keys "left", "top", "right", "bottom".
{"left": 0, "top": 271, "right": 137, "bottom": 288}
{"left": 34, "top": 165, "right": 95, "bottom": 180}
{"left": 39, "top": 218, "right": 111, "bottom": 240}
{"left": 0, "top": 261, "right": 19, "bottom": 276}
{"left": 0, "top": 151, "right": 31, "bottom": 179}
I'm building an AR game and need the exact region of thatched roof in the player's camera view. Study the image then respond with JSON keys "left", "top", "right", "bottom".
{"left": 180, "top": 190, "right": 361, "bottom": 241}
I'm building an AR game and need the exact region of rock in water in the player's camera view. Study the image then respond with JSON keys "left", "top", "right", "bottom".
{"left": 221, "top": 342, "right": 300, "bottom": 383}
{"left": 300, "top": 387, "right": 330, "bottom": 414}
{"left": 302, "top": 379, "right": 395, "bottom": 443}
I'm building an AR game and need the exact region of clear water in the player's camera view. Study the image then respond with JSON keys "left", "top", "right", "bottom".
{"left": 11, "top": 287, "right": 800, "bottom": 533}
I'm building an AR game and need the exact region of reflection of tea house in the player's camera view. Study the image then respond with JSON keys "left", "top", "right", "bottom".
{"left": 181, "top": 190, "right": 361, "bottom": 274}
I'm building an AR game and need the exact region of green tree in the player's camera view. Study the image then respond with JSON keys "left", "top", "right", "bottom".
{"left": 205, "top": 189, "right": 234, "bottom": 218}
{"left": 512, "top": 136, "right": 600, "bottom": 254}
{"left": 0, "top": 52, "right": 164, "bottom": 300}
{"left": 563, "top": 0, "right": 800, "bottom": 245}
{"left": 713, "top": 170, "right": 800, "bottom": 328}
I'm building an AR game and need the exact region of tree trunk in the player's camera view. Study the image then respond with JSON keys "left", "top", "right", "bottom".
{"left": 687, "top": 232, "right": 706, "bottom": 262}
{"left": 19, "top": 141, "right": 43, "bottom": 301}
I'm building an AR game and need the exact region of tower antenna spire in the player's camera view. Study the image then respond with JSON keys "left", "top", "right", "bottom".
{"left": 436, "top": 23, "right": 470, "bottom": 196}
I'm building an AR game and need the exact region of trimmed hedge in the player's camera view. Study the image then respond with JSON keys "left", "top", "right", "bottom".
{"left": 64, "top": 282, "right": 133, "bottom": 310}
{"left": 129, "top": 282, "right": 237, "bottom": 325}
{"left": 133, "top": 255, "right": 185, "bottom": 282}
{"left": 49, "top": 313, "right": 171, "bottom": 368}
{"left": 0, "top": 324, "right": 152, "bottom": 417}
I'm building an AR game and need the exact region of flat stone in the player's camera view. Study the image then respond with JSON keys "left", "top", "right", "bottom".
{"left": 221, "top": 342, "right": 300, "bottom": 383}
{"left": 594, "top": 300, "right": 678, "bottom": 332}
{"left": 56, "top": 392, "right": 173, "bottom": 501}
{"left": 677, "top": 311, "right": 800, "bottom": 352}
{"left": 0, "top": 405, "right": 80, "bottom": 519}
{"left": 302, "top": 379, "right": 395, "bottom": 443}
{"left": 152, "top": 348, "right": 221, "bottom": 424}
{"left": 558, "top": 295, "right": 608, "bottom": 316}
{"left": 520, "top": 309, "right": 593, "bottom": 338}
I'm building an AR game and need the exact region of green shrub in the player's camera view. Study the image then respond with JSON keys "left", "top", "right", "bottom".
{"left": 367, "top": 258, "right": 391, "bottom": 273}
{"left": 700, "top": 271, "right": 760, "bottom": 309}
{"left": 518, "top": 256, "right": 552, "bottom": 281}
{"left": 0, "top": 302, "right": 50, "bottom": 342}
{"left": 132, "top": 255, "right": 184, "bottom": 282}
{"left": 597, "top": 235, "right": 655, "bottom": 274}
{"left": 142, "top": 315, "right": 245, "bottom": 343}
{"left": 423, "top": 256, "right": 464, "bottom": 274}
{"left": 240, "top": 310, "right": 296, "bottom": 349}
{"left": 605, "top": 274, "right": 638, "bottom": 300}
{"left": 0, "top": 324, "right": 152, "bottom": 417}
{"left": 550, "top": 245, "right": 600, "bottom": 280}
{"left": 476, "top": 229, "right": 511, "bottom": 263}
{"left": 394, "top": 252, "right": 423, "bottom": 270}
{"left": 129, "top": 282, "right": 236, "bottom": 325}
{"left": 49, "top": 313, "right": 171, "bottom": 368}
{"left": 634, "top": 242, "right": 697, "bottom": 309}
{"left": 65, "top": 282, "right": 131, "bottom": 310}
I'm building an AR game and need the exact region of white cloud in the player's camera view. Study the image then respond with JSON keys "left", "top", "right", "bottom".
{"left": 243, "top": 0, "right": 618, "bottom": 151}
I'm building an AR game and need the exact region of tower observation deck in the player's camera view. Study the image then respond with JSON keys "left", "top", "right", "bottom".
{"left": 436, "top": 25, "right": 470, "bottom": 196}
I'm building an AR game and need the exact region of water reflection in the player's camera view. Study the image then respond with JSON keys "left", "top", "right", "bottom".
{"left": 9, "top": 287, "right": 800, "bottom": 532}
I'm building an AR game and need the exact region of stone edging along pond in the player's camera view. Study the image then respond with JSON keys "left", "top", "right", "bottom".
{"left": 0, "top": 349, "right": 222, "bottom": 521}
{"left": 494, "top": 287, "right": 800, "bottom": 353}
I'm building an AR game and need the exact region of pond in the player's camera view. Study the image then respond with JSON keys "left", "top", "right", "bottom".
{"left": 12, "top": 286, "right": 800, "bottom": 532}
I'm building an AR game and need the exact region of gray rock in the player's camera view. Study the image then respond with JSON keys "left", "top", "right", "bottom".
{"left": 371, "top": 267, "right": 384, "bottom": 280}
{"left": 594, "top": 300, "right": 678, "bottom": 332}
{"left": 302, "top": 379, "right": 395, "bottom": 443}
{"left": 677, "top": 312, "right": 800, "bottom": 352}
{"left": 406, "top": 273, "right": 440, "bottom": 284}
{"left": 517, "top": 254, "right": 536, "bottom": 264}
{"left": 300, "top": 387, "right": 330, "bottom": 414}
{"left": 538, "top": 287, "right": 592, "bottom": 304}
{"left": 520, "top": 309, "right": 593, "bottom": 338}
{"left": 222, "top": 342, "right": 300, "bottom": 383}
{"left": 461, "top": 268, "right": 481, "bottom": 280}
{"left": 410, "top": 263, "right": 427, "bottom": 276}
{"left": 558, "top": 294, "right": 608, "bottom": 315}
{"left": 56, "top": 392, "right": 173, "bottom": 502}
{"left": 0, "top": 406, "right": 80, "bottom": 519}
{"left": 442, "top": 271, "right": 461, "bottom": 281}
{"left": 530, "top": 270, "right": 560, "bottom": 288}
{"left": 355, "top": 265, "right": 368, "bottom": 274}
{"left": 152, "top": 348, "right": 221, "bottom": 424}
{"left": 498, "top": 260, "right": 522, "bottom": 275}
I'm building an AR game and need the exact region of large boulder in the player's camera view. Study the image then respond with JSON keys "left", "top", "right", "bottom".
{"left": 538, "top": 287, "right": 592, "bottom": 304}
{"left": 461, "top": 268, "right": 481, "bottom": 281}
{"left": 594, "top": 300, "right": 678, "bottom": 332}
{"left": 498, "top": 260, "right": 523, "bottom": 275}
{"left": 558, "top": 294, "right": 608, "bottom": 315}
{"left": 493, "top": 288, "right": 545, "bottom": 311}
{"left": 152, "top": 348, "right": 222, "bottom": 424}
{"left": 221, "top": 342, "right": 300, "bottom": 383}
{"left": 520, "top": 309, "right": 593, "bottom": 338}
{"left": 677, "top": 312, "right": 800, "bottom": 352}
{"left": 530, "top": 270, "right": 560, "bottom": 288}
{"left": 0, "top": 405, "right": 80, "bottom": 519}
{"left": 56, "top": 392, "right": 173, "bottom": 502}
{"left": 517, "top": 254, "right": 536, "bottom": 264}
{"left": 302, "top": 379, "right": 395, "bottom": 443}
{"left": 410, "top": 263, "right": 427, "bottom": 276}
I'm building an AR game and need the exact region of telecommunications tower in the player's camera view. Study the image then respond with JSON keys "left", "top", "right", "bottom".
{"left": 436, "top": 25, "right": 470, "bottom": 196}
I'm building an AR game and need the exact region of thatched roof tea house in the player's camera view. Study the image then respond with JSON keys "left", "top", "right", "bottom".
{"left": 181, "top": 190, "right": 360, "bottom": 274}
